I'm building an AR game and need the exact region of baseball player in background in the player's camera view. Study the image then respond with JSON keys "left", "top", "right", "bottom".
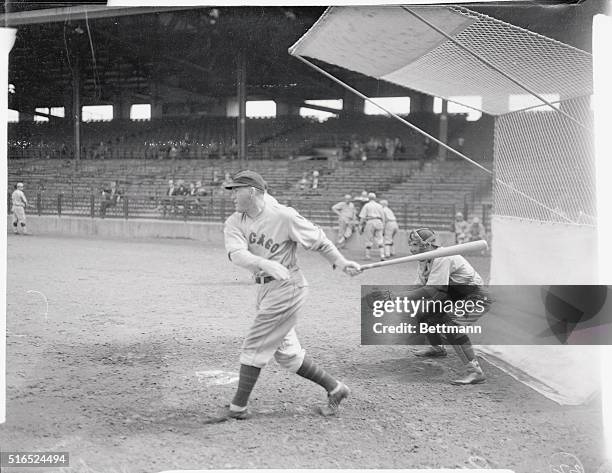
{"left": 222, "top": 170, "right": 361, "bottom": 420}
{"left": 453, "top": 212, "right": 469, "bottom": 244}
{"left": 11, "top": 182, "right": 29, "bottom": 235}
{"left": 331, "top": 194, "right": 357, "bottom": 248}
{"left": 358, "top": 192, "right": 386, "bottom": 261}
{"left": 380, "top": 199, "right": 399, "bottom": 258}
{"left": 405, "top": 228, "right": 490, "bottom": 385}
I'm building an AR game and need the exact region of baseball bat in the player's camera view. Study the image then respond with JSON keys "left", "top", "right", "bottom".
{"left": 360, "top": 240, "right": 488, "bottom": 271}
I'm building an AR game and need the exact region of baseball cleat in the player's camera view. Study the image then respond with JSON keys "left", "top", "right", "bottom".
{"left": 318, "top": 382, "right": 350, "bottom": 417}
{"left": 414, "top": 345, "right": 448, "bottom": 357}
{"left": 227, "top": 408, "right": 253, "bottom": 420}
{"left": 202, "top": 408, "right": 253, "bottom": 424}
{"left": 450, "top": 360, "right": 486, "bottom": 385}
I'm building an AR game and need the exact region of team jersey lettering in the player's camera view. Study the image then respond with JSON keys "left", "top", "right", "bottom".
{"left": 248, "top": 231, "right": 280, "bottom": 253}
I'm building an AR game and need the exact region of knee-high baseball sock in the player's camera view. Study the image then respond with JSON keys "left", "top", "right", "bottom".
{"left": 296, "top": 356, "right": 338, "bottom": 392}
{"left": 231, "top": 364, "right": 261, "bottom": 409}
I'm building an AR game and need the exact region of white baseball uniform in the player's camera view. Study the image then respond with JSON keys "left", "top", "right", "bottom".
{"left": 382, "top": 206, "right": 399, "bottom": 246}
{"left": 359, "top": 200, "right": 385, "bottom": 248}
{"left": 331, "top": 200, "right": 356, "bottom": 244}
{"left": 11, "top": 188, "right": 28, "bottom": 228}
{"left": 224, "top": 199, "right": 344, "bottom": 370}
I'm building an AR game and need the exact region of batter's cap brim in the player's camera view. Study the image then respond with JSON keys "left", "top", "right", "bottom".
{"left": 223, "top": 182, "right": 250, "bottom": 189}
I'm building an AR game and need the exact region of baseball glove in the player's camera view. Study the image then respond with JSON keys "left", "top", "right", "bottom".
{"left": 363, "top": 288, "right": 395, "bottom": 310}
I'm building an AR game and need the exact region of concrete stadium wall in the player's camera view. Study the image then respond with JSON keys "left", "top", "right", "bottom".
{"left": 9, "top": 215, "right": 456, "bottom": 252}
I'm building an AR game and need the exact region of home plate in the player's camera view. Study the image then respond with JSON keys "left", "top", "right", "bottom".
{"left": 195, "top": 370, "right": 239, "bottom": 386}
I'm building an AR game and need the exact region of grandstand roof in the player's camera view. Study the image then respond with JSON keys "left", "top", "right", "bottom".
{"left": 5, "top": 2, "right": 606, "bottom": 116}
{"left": 289, "top": 5, "right": 596, "bottom": 116}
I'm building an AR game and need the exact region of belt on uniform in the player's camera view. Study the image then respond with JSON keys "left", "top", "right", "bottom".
{"left": 366, "top": 217, "right": 382, "bottom": 221}
{"left": 255, "top": 275, "right": 275, "bottom": 284}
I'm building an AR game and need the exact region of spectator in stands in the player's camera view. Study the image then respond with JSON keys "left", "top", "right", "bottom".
{"left": 189, "top": 182, "right": 197, "bottom": 196}
{"left": 195, "top": 181, "right": 208, "bottom": 196}
{"left": 100, "top": 181, "right": 121, "bottom": 218}
{"left": 453, "top": 212, "right": 469, "bottom": 244}
{"left": 312, "top": 170, "right": 320, "bottom": 190}
{"left": 394, "top": 137, "right": 404, "bottom": 153}
{"left": 166, "top": 179, "right": 176, "bottom": 197}
{"left": 366, "top": 137, "right": 378, "bottom": 153}
{"left": 328, "top": 149, "right": 340, "bottom": 171}
{"left": 176, "top": 179, "right": 189, "bottom": 196}
{"left": 169, "top": 144, "right": 178, "bottom": 160}
{"left": 467, "top": 216, "right": 486, "bottom": 242}
{"left": 298, "top": 172, "right": 309, "bottom": 192}
{"left": 95, "top": 141, "right": 107, "bottom": 160}
{"left": 457, "top": 136, "right": 465, "bottom": 154}
{"left": 332, "top": 194, "right": 357, "bottom": 249}
{"left": 385, "top": 137, "right": 395, "bottom": 160}
{"left": 180, "top": 134, "right": 190, "bottom": 158}
{"left": 349, "top": 140, "right": 362, "bottom": 161}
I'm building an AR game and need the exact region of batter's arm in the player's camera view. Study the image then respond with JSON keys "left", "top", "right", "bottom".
{"left": 229, "top": 249, "right": 290, "bottom": 280}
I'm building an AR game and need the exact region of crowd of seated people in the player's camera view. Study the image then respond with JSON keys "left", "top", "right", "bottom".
{"left": 341, "top": 135, "right": 409, "bottom": 161}
{"left": 158, "top": 178, "right": 210, "bottom": 216}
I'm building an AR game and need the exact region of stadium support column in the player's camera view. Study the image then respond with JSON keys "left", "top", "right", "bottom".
{"left": 1, "top": 26, "right": 17, "bottom": 425}
{"left": 438, "top": 99, "right": 448, "bottom": 161}
{"left": 72, "top": 56, "right": 81, "bottom": 163}
{"left": 237, "top": 51, "right": 247, "bottom": 161}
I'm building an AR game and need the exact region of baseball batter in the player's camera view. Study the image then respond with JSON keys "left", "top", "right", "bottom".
{"left": 405, "top": 228, "right": 490, "bottom": 385}
{"left": 358, "top": 192, "right": 386, "bottom": 260}
{"left": 380, "top": 200, "right": 399, "bottom": 258}
{"left": 222, "top": 170, "right": 361, "bottom": 420}
{"left": 11, "top": 183, "right": 28, "bottom": 235}
{"left": 331, "top": 194, "right": 357, "bottom": 248}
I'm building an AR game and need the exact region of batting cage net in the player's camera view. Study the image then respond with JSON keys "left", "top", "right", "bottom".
{"left": 290, "top": 5, "right": 600, "bottom": 404}
{"left": 494, "top": 96, "right": 595, "bottom": 225}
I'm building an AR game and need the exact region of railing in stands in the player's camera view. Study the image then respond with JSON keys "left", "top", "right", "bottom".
{"left": 10, "top": 192, "right": 460, "bottom": 231}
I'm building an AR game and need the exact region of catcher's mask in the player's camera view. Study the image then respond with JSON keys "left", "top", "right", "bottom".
{"left": 408, "top": 228, "right": 439, "bottom": 254}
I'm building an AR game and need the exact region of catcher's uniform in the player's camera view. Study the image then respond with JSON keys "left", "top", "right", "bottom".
{"left": 331, "top": 200, "right": 356, "bottom": 245}
{"left": 359, "top": 200, "right": 385, "bottom": 248}
{"left": 11, "top": 188, "right": 28, "bottom": 232}
{"left": 416, "top": 255, "right": 490, "bottom": 327}
{"left": 224, "top": 199, "right": 343, "bottom": 370}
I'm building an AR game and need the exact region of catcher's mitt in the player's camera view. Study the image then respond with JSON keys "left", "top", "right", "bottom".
{"left": 363, "top": 288, "right": 394, "bottom": 310}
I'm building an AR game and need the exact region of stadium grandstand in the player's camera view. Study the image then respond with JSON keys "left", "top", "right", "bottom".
{"left": 5, "top": 4, "right": 505, "bottom": 232}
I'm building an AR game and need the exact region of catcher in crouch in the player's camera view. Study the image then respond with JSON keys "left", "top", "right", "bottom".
{"left": 404, "top": 228, "right": 491, "bottom": 385}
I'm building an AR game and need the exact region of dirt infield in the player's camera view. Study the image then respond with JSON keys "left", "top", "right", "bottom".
{"left": 3, "top": 234, "right": 604, "bottom": 472}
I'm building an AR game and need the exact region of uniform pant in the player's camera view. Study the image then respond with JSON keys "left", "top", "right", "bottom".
{"left": 12, "top": 206, "right": 26, "bottom": 231}
{"left": 240, "top": 278, "right": 308, "bottom": 372}
{"left": 363, "top": 219, "right": 384, "bottom": 248}
{"left": 337, "top": 218, "right": 354, "bottom": 244}
{"left": 383, "top": 221, "right": 399, "bottom": 245}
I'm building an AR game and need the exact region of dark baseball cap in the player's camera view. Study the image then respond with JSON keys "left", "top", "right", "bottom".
{"left": 223, "top": 170, "right": 267, "bottom": 191}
